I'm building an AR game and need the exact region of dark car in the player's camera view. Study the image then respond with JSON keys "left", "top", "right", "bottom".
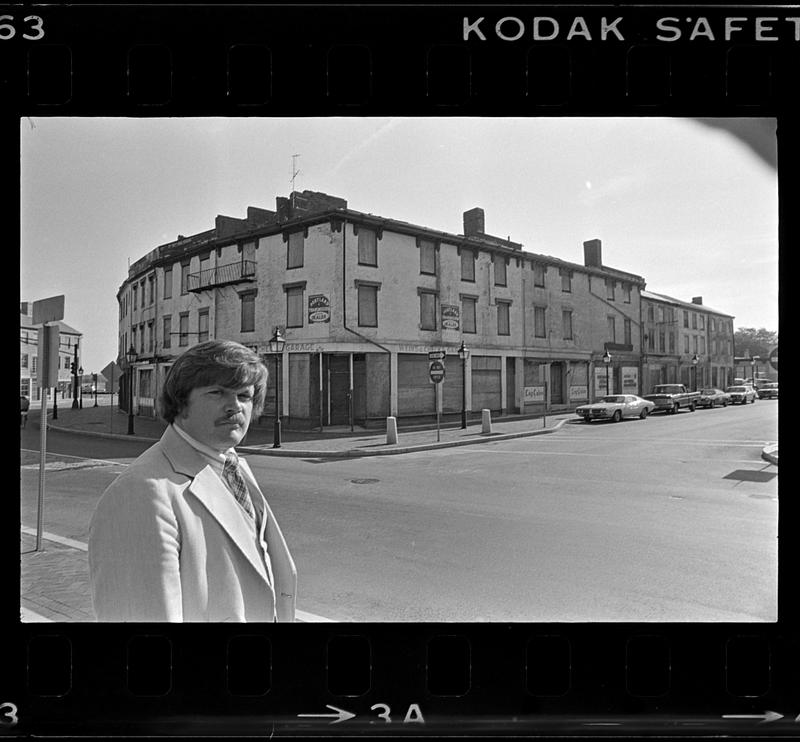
{"left": 757, "top": 382, "right": 778, "bottom": 399}
{"left": 697, "top": 388, "right": 730, "bottom": 408}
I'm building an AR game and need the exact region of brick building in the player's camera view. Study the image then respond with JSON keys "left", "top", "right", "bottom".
{"left": 119, "top": 190, "right": 729, "bottom": 428}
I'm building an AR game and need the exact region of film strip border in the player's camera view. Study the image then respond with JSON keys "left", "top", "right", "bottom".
{"left": 1, "top": 5, "right": 799, "bottom": 112}
{"left": 7, "top": 627, "right": 798, "bottom": 734}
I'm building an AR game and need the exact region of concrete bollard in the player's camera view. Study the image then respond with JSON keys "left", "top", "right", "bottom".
{"left": 386, "top": 416, "right": 398, "bottom": 444}
{"left": 481, "top": 408, "right": 492, "bottom": 434}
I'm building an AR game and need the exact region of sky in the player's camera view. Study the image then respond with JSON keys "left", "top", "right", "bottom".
{"left": 20, "top": 117, "right": 778, "bottom": 375}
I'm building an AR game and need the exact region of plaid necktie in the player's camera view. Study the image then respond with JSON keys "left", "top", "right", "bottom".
{"left": 222, "top": 453, "right": 255, "bottom": 521}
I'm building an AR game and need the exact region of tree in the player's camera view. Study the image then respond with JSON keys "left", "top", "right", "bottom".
{"left": 733, "top": 327, "right": 778, "bottom": 359}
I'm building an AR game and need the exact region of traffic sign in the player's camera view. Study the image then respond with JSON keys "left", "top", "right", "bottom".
{"left": 429, "top": 360, "right": 445, "bottom": 383}
{"left": 768, "top": 347, "right": 778, "bottom": 371}
{"left": 32, "top": 294, "right": 65, "bottom": 325}
{"left": 428, "top": 350, "right": 447, "bottom": 361}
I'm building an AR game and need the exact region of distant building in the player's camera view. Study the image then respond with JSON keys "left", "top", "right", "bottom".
{"left": 641, "top": 292, "right": 735, "bottom": 391}
{"left": 19, "top": 302, "right": 83, "bottom": 402}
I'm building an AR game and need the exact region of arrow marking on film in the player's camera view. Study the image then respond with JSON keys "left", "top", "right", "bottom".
{"left": 298, "top": 705, "right": 356, "bottom": 724}
{"left": 722, "top": 711, "right": 783, "bottom": 724}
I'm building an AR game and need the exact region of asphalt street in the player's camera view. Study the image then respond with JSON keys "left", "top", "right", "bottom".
{"left": 20, "top": 400, "right": 778, "bottom": 622}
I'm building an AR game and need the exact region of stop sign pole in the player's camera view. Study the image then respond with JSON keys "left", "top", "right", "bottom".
{"left": 429, "top": 360, "right": 445, "bottom": 441}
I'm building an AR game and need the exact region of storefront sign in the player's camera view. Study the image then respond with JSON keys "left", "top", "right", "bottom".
{"left": 308, "top": 294, "right": 331, "bottom": 323}
{"left": 594, "top": 367, "right": 612, "bottom": 397}
{"left": 441, "top": 304, "right": 460, "bottom": 331}
{"left": 569, "top": 385, "right": 589, "bottom": 401}
{"left": 523, "top": 385, "right": 545, "bottom": 403}
{"left": 622, "top": 366, "right": 639, "bottom": 393}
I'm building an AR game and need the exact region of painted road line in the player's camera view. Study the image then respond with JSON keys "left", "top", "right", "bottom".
{"left": 21, "top": 526, "right": 88, "bottom": 552}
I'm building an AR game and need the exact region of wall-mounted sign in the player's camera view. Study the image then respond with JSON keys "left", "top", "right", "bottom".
{"left": 569, "top": 385, "right": 589, "bottom": 401}
{"left": 441, "top": 304, "right": 460, "bottom": 331}
{"left": 622, "top": 366, "right": 639, "bottom": 393}
{"left": 523, "top": 385, "right": 545, "bottom": 403}
{"left": 308, "top": 294, "right": 331, "bottom": 323}
{"left": 594, "top": 367, "right": 612, "bottom": 397}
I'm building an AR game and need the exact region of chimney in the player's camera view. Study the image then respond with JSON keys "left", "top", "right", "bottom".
{"left": 692, "top": 296, "right": 703, "bottom": 305}
{"left": 463, "top": 207, "right": 485, "bottom": 237}
{"left": 583, "top": 239, "right": 602, "bottom": 268}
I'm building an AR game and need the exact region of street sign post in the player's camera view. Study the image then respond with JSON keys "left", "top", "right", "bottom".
{"left": 428, "top": 350, "right": 447, "bottom": 361}
{"left": 429, "top": 360, "right": 445, "bottom": 440}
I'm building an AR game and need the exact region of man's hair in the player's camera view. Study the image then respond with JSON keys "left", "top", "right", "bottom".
{"left": 160, "top": 340, "right": 268, "bottom": 423}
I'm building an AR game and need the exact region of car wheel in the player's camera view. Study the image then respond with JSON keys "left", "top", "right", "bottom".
{"left": 723, "top": 400, "right": 728, "bottom": 407}
{"left": 673, "top": 403, "right": 679, "bottom": 414}
{"left": 639, "top": 408, "right": 649, "bottom": 419}
{"left": 612, "top": 410, "right": 622, "bottom": 422}
{"left": 689, "top": 402, "right": 696, "bottom": 412}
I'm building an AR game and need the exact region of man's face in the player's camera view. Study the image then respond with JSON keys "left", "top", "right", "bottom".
{"left": 177, "top": 384, "right": 255, "bottom": 452}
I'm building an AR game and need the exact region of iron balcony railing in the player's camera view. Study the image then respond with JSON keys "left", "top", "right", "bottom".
{"left": 186, "top": 260, "right": 256, "bottom": 292}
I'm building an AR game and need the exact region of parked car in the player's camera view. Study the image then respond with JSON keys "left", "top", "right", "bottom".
{"left": 575, "top": 394, "right": 656, "bottom": 423}
{"left": 697, "top": 388, "right": 730, "bottom": 408}
{"left": 756, "top": 382, "right": 778, "bottom": 399}
{"left": 725, "top": 385, "right": 757, "bottom": 404}
{"left": 643, "top": 384, "right": 701, "bottom": 413}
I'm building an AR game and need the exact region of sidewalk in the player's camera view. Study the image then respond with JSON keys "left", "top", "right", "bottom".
{"left": 41, "top": 404, "right": 575, "bottom": 457}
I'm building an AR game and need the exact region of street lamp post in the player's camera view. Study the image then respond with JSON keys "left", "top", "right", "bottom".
{"left": 458, "top": 340, "right": 470, "bottom": 429}
{"left": 78, "top": 366, "right": 84, "bottom": 409}
{"left": 602, "top": 349, "right": 612, "bottom": 395}
{"left": 71, "top": 344, "right": 79, "bottom": 409}
{"left": 52, "top": 385, "right": 58, "bottom": 420}
{"left": 692, "top": 353, "right": 699, "bottom": 392}
{"left": 751, "top": 355, "right": 759, "bottom": 387}
{"left": 268, "top": 327, "right": 286, "bottom": 448}
{"left": 126, "top": 345, "right": 137, "bottom": 435}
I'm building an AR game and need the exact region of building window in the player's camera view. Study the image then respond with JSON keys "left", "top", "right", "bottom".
{"left": 534, "top": 306, "right": 546, "bottom": 338}
{"left": 357, "top": 284, "right": 378, "bottom": 327}
{"left": 240, "top": 293, "right": 256, "bottom": 333}
{"left": 692, "top": 313, "right": 697, "bottom": 330}
{"left": 177, "top": 314, "right": 189, "bottom": 346}
{"left": 684, "top": 335, "right": 690, "bottom": 354}
{"left": 286, "top": 286, "right": 304, "bottom": 328}
{"left": 532, "top": 263, "right": 545, "bottom": 287}
{"left": 139, "top": 323, "right": 145, "bottom": 354}
{"left": 699, "top": 314, "right": 705, "bottom": 330}
{"left": 199, "top": 254, "right": 211, "bottom": 285}
{"left": 32, "top": 356, "right": 38, "bottom": 374}
{"left": 700, "top": 336, "right": 706, "bottom": 354}
{"left": 21, "top": 353, "right": 28, "bottom": 368}
{"left": 419, "top": 290, "right": 437, "bottom": 330}
{"left": 607, "top": 315, "right": 616, "bottom": 343}
{"left": 242, "top": 240, "right": 256, "bottom": 270}
{"left": 461, "top": 250, "right": 475, "bottom": 282}
{"left": 693, "top": 335, "right": 698, "bottom": 353}
{"left": 181, "top": 262, "right": 190, "bottom": 295}
{"left": 562, "top": 309, "right": 573, "bottom": 340}
{"left": 358, "top": 228, "right": 377, "bottom": 266}
{"left": 648, "top": 332, "right": 655, "bottom": 351}
{"left": 64, "top": 355, "right": 70, "bottom": 370}
{"left": 560, "top": 269, "right": 571, "bottom": 293}
{"left": 287, "top": 231, "right": 304, "bottom": 269}
{"left": 461, "top": 296, "right": 477, "bottom": 334}
{"left": 494, "top": 257, "right": 507, "bottom": 286}
{"left": 624, "top": 284, "right": 632, "bottom": 303}
{"left": 198, "top": 309, "right": 209, "bottom": 343}
{"left": 683, "top": 310, "right": 689, "bottom": 328}
{"left": 163, "top": 316, "right": 171, "bottom": 349}
{"left": 419, "top": 239, "right": 436, "bottom": 275}
{"left": 606, "top": 278, "right": 615, "bottom": 301}
{"left": 659, "top": 331, "right": 665, "bottom": 352}
{"left": 131, "top": 326, "right": 137, "bottom": 352}
{"left": 497, "top": 301, "right": 510, "bottom": 335}
{"left": 132, "top": 284, "right": 138, "bottom": 310}
{"left": 147, "top": 276, "right": 154, "bottom": 305}
{"left": 163, "top": 266, "right": 173, "bottom": 299}
{"left": 647, "top": 305, "right": 654, "bottom": 322}
{"left": 624, "top": 318, "right": 632, "bottom": 346}
{"left": 147, "top": 320, "right": 154, "bottom": 352}
{"left": 668, "top": 332, "right": 675, "bottom": 353}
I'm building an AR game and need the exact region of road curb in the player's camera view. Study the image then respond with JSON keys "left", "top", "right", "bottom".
{"left": 44, "top": 418, "right": 571, "bottom": 456}
{"left": 761, "top": 444, "right": 779, "bottom": 466}
{"left": 238, "top": 419, "right": 569, "bottom": 457}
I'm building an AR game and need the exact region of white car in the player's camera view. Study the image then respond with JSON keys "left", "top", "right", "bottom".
{"left": 575, "top": 395, "right": 657, "bottom": 423}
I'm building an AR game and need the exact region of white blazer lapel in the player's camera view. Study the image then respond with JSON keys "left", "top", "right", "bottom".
{"left": 185, "top": 463, "right": 270, "bottom": 586}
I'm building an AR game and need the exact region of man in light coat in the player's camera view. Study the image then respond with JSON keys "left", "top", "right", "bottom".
{"left": 88, "top": 340, "right": 296, "bottom": 622}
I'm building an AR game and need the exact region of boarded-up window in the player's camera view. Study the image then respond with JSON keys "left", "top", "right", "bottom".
{"left": 533, "top": 263, "right": 545, "bottom": 287}
{"left": 462, "top": 296, "right": 476, "bottom": 334}
{"left": 286, "top": 286, "right": 303, "bottom": 327}
{"left": 240, "top": 294, "right": 255, "bottom": 333}
{"left": 420, "top": 291, "right": 437, "bottom": 330}
{"left": 358, "top": 284, "right": 378, "bottom": 327}
{"left": 419, "top": 239, "right": 436, "bottom": 275}
{"left": 288, "top": 231, "right": 304, "bottom": 269}
{"left": 163, "top": 266, "right": 173, "bottom": 299}
{"left": 471, "top": 355, "right": 502, "bottom": 412}
{"left": 534, "top": 306, "right": 546, "bottom": 338}
{"left": 607, "top": 315, "right": 616, "bottom": 343}
{"left": 397, "top": 355, "right": 435, "bottom": 415}
{"left": 494, "top": 256, "right": 507, "bottom": 286}
{"left": 497, "top": 301, "right": 510, "bottom": 335}
{"left": 562, "top": 309, "right": 573, "bottom": 340}
{"left": 358, "top": 228, "right": 377, "bottom": 266}
{"left": 461, "top": 250, "right": 475, "bottom": 281}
